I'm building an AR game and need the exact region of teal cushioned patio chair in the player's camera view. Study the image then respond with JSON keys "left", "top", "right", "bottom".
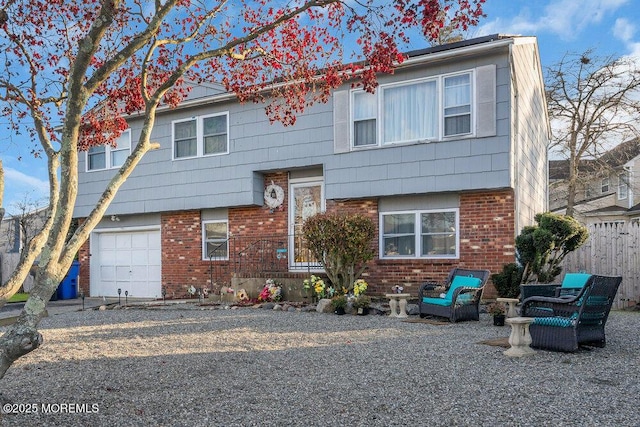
{"left": 520, "top": 272, "right": 592, "bottom": 301}
{"left": 521, "top": 275, "right": 622, "bottom": 352}
{"left": 418, "top": 268, "right": 491, "bottom": 322}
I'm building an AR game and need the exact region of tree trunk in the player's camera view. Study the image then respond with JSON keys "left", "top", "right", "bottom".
{"left": 0, "top": 293, "right": 48, "bottom": 378}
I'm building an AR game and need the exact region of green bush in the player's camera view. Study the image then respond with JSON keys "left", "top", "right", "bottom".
{"left": 302, "top": 213, "right": 375, "bottom": 293}
{"left": 516, "top": 212, "right": 588, "bottom": 283}
{"left": 491, "top": 263, "right": 523, "bottom": 298}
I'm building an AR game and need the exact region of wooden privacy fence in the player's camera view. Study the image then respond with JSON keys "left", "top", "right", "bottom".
{"left": 562, "top": 222, "right": 640, "bottom": 310}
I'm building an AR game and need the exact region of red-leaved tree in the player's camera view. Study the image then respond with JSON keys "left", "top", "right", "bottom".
{"left": 0, "top": 0, "right": 484, "bottom": 378}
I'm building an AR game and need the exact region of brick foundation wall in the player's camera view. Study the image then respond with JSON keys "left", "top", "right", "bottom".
{"left": 78, "top": 223, "right": 90, "bottom": 296}
{"left": 79, "top": 185, "right": 516, "bottom": 300}
{"left": 324, "top": 190, "right": 515, "bottom": 298}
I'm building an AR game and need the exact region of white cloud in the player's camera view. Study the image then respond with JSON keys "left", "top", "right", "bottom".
{"left": 3, "top": 167, "right": 49, "bottom": 214}
{"left": 479, "top": 0, "right": 630, "bottom": 40}
{"left": 4, "top": 168, "right": 49, "bottom": 194}
{"left": 613, "top": 18, "right": 636, "bottom": 42}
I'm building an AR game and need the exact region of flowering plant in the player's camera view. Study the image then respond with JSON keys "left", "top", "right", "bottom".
{"left": 392, "top": 284, "right": 404, "bottom": 294}
{"left": 258, "top": 279, "right": 282, "bottom": 302}
{"left": 486, "top": 302, "right": 506, "bottom": 316}
{"left": 353, "top": 279, "right": 368, "bottom": 297}
{"left": 303, "top": 275, "right": 328, "bottom": 299}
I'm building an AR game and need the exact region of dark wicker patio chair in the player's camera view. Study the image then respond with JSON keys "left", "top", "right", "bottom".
{"left": 418, "top": 268, "right": 491, "bottom": 322}
{"left": 520, "top": 275, "right": 622, "bottom": 352}
{"left": 520, "top": 272, "right": 592, "bottom": 300}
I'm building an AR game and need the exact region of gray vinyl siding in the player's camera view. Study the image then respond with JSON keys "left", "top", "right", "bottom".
{"left": 74, "top": 38, "right": 541, "bottom": 219}
{"left": 510, "top": 41, "right": 550, "bottom": 232}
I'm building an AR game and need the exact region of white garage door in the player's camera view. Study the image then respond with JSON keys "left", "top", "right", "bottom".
{"left": 92, "top": 230, "right": 161, "bottom": 298}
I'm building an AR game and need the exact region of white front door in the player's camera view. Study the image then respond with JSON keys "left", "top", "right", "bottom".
{"left": 289, "top": 179, "right": 324, "bottom": 269}
{"left": 91, "top": 230, "right": 161, "bottom": 298}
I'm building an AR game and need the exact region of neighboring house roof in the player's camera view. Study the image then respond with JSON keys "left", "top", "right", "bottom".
{"left": 549, "top": 138, "right": 640, "bottom": 180}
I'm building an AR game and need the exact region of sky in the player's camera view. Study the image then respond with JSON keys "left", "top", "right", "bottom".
{"left": 1, "top": 0, "right": 640, "bottom": 216}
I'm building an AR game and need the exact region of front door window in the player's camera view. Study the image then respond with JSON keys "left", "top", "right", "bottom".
{"left": 289, "top": 180, "right": 324, "bottom": 268}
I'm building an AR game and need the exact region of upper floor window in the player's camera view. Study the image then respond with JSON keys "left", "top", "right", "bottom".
{"left": 351, "top": 71, "right": 472, "bottom": 148}
{"left": 202, "top": 220, "right": 228, "bottom": 260}
{"left": 601, "top": 177, "right": 610, "bottom": 193}
{"left": 380, "top": 209, "right": 459, "bottom": 259}
{"left": 173, "top": 112, "right": 228, "bottom": 160}
{"left": 87, "top": 129, "right": 131, "bottom": 171}
{"left": 444, "top": 74, "right": 471, "bottom": 136}
{"left": 618, "top": 173, "right": 628, "bottom": 200}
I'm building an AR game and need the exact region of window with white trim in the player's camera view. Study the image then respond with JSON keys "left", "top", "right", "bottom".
{"left": 173, "top": 112, "right": 229, "bottom": 160}
{"left": 618, "top": 173, "right": 628, "bottom": 199}
{"left": 202, "top": 220, "right": 228, "bottom": 260}
{"left": 601, "top": 177, "right": 610, "bottom": 193}
{"left": 87, "top": 129, "right": 131, "bottom": 171}
{"left": 351, "top": 71, "right": 472, "bottom": 148}
{"left": 380, "top": 209, "right": 459, "bottom": 258}
{"left": 443, "top": 74, "right": 471, "bottom": 136}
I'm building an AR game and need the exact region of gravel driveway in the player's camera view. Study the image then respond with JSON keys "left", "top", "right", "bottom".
{"left": 0, "top": 305, "right": 638, "bottom": 426}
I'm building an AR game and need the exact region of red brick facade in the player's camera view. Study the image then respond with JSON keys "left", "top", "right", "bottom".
{"left": 78, "top": 173, "right": 515, "bottom": 300}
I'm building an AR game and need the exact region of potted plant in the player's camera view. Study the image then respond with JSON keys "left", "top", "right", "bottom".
{"left": 487, "top": 302, "right": 506, "bottom": 326}
{"left": 352, "top": 295, "right": 371, "bottom": 315}
{"left": 331, "top": 295, "right": 348, "bottom": 315}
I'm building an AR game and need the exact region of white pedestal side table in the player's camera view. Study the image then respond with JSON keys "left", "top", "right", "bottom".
{"left": 496, "top": 297, "right": 520, "bottom": 318}
{"left": 504, "top": 316, "right": 536, "bottom": 357}
{"left": 385, "top": 293, "right": 411, "bottom": 318}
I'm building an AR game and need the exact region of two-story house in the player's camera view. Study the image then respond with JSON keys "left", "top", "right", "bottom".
{"left": 74, "top": 34, "right": 549, "bottom": 299}
{"left": 549, "top": 138, "right": 640, "bottom": 225}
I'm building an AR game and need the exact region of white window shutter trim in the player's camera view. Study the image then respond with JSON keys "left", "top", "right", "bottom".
{"left": 475, "top": 64, "right": 496, "bottom": 137}
{"left": 333, "top": 90, "right": 351, "bottom": 153}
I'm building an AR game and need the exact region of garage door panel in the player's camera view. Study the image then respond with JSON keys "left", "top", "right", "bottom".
{"left": 93, "top": 230, "right": 161, "bottom": 298}
{"left": 100, "top": 234, "right": 116, "bottom": 250}
{"left": 131, "top": 249, "right": 148, "bottom": 265}
{"left": 115, "top": 265, "right": 131, "bottom": 281}
{"left": 130, "top": 265, "right": 148, "bottom": 281}
{"left": 116, "top": 234, "right": 131, "bottom": 249}
{"left": 115, "top": 251, "right": 130, "bottom": 265}
{"left": 149, "top": 249, "right": 161, "bottom": 264}
{"left": 100, "top": 266, "right": 116, "bottom": 281}
{"left": 148, "top": 268, "right": 161, "bottom": 282}
{"left": 131, "top": 233, "right": 150, "bottom": 249}
{"left": 101, "top": 250, "right": 116, "bottom": 265}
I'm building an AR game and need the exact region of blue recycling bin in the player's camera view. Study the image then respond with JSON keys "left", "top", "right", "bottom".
{"left": 57, "top": 261, "right": 80, "bottom": 300}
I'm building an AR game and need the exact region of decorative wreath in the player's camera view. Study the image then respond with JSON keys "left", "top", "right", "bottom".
{"left": 264, "top": 181, "right": 285, "bottom": 209}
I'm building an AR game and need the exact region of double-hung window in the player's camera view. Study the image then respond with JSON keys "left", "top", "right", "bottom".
{"left": 601, "top": 177, "right": 610, "bottom": 193}
{"left": 618, "top": 173, "right": 628, "bottom": 200}
{"left": 173, "top": 112, "right": 229, "bottom": 160}
{"left": 202, "top": 220, "right": 228, "bottom": 260}
{"left": 351, "top": 71, "right": 472, "bottom": 147}
{"left": 87, "top": 129, "right": 131, "bottom": 171}
{"left": 353, "top": 91, "right": 377, "bottom": 147}
{"left": 381, "top": 209, "right": 459, "bottom": 258}
{"left": 443, "top": 74, "right": 471, "bottom": 136}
